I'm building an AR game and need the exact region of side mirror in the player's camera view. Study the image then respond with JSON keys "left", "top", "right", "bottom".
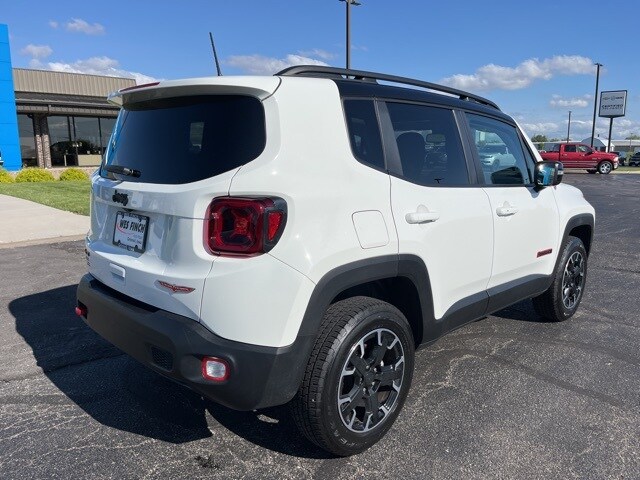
{"left": 535, "top": 161, "right": 563, "bottom": 187}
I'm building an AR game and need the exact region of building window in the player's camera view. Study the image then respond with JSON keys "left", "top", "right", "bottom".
{"left": 73, "top": 117, "right": 101, "bottom": 154}
{"left": 48, "top": 115, "right": 116, "bottom": 166}
{"left": 17, "top": 114, "right": 37, "bottom": 167}
{"left": 48, "top": 116, "right": 72, "bottom": 166}
{"left": 99, "top": 117, "right": 116, "bottom": 153}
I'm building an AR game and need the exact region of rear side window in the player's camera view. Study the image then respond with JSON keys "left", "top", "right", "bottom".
{"left": 102, "top": 95, "right": 265, "bottom": 184}
{"left": 343, "top": 100, "right": 385, "bottom": 170}
{"left": 386, "top": 102, "right": 468, "bottom": 186}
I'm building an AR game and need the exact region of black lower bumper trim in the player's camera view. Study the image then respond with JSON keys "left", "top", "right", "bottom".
{"left": 76, "top": 274, "right": 312, "bottom": 410}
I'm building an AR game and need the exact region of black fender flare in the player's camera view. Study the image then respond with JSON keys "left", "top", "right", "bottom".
{"left": 559, "top": 213, "right": 594, "bottom": 259}
{"left": 296, "top": 254, "right": 434, "bottom": 338}
{"left": 281, "top": 255, "right": 434, "bottom": 402}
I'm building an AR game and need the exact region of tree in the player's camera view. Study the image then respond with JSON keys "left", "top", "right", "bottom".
{"left": 549, "top": 138, "right": 561, "bottom": 142}
{"left": 625, "top": 134, "right": 640, "bottom": 140}
{"left": 531, "top": 134, "right": 548, "bottom": 143}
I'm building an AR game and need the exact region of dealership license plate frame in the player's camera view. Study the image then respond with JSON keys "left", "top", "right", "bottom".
{"left": 113, "top": 211, "right": 149, "bottom": 253}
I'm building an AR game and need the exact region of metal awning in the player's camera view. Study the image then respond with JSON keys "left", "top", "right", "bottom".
{"left": 15, "top": 92, "right": 119, "bottom": 116}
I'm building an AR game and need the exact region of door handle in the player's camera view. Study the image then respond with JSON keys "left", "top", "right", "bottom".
{"left": 405, "top": 211, "right": 440, "bottom": 224}
{"left": 496, "top": 205, "right": 518, "bottom": 217}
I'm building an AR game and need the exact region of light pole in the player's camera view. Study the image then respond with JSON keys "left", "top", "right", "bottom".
{"left": 566, "top": 110, "right": 572, "bottom": 142}
{"left": 590, "top": 62, "right": 602, "bottom": 148}
{"left": 340, "top": 0, "right": 361, "bottom": 69}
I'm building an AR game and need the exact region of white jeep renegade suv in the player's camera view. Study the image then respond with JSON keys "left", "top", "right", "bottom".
{"left": 76, "top": 66, "right": 595, "bottom": 456}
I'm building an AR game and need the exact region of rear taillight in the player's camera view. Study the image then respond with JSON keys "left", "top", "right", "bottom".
{"left": 204, "top": 197, "right": 287, "bottom": 256}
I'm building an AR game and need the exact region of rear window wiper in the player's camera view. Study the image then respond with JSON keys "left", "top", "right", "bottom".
{"left": 104, "top": 165, "right": 142, "bottom": 178}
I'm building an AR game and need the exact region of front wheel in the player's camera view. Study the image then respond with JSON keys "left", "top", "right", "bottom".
{"left": 291, "top": 297, "right": 415, "bottom": 456}
{"left": 533, "top": 236, "right": 588, "bottom": 322}
{"left": 598, "top": 161, "right": 613, "bottom": 174}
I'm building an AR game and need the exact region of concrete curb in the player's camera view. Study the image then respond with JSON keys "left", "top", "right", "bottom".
{"left": 0, "top": 234, "right": 86, "bottom": 249}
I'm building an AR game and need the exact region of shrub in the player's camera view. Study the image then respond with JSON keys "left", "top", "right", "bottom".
{"left": 0, "top": 168, "right": 14, "bottom": 183}
{"left": 59, "top": 168, "right": 89, "bottom": 181}
{"left": 15, "top": 168, "right": 56, "bottom": 183}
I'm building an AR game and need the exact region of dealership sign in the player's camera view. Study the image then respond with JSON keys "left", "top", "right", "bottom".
{"left": 599, "top": 90, "right": 627, "bottom": 118}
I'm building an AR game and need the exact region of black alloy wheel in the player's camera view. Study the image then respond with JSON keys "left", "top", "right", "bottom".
{"left": 337, "top": 328, "right": 405, "bottom": 433}
{"left": 561, "top": 251, "right": 585, "bottom": 310}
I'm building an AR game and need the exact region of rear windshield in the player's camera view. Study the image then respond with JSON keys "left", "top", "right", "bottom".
{"left": 101, "top": 95, "right": 266, "bottom": 184}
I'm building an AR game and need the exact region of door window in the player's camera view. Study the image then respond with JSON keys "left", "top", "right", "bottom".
{"left": 386, "top": 102, "right": 468, "bottom": 186}
{"left": 466, "top": 114, "right": 533, "bottom": 185}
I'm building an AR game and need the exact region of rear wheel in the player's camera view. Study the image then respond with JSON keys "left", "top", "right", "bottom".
{"left": 292, "top": 296, "right": 415, "bottom": 456}
{"left": 598, "top": 161, "right": 613, "bottom": 174}
{"left": 533, "top": 236, "right": 587, "bottom": 322}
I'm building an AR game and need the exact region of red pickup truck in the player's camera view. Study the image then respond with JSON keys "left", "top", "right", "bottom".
{"left": 540, "top": 143, "right": 618, "bottom": 174}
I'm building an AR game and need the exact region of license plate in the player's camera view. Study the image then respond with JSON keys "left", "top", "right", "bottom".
{"left": 113, "top": 212, "right": 149, "bottom": 253}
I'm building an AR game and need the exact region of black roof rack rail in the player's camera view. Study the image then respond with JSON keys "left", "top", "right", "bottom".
{"left": 276, "top": 65, "right": 500, "bottom": 111}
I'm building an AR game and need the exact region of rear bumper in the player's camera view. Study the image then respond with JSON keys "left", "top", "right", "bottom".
{"left": 76, "top": 274, "right": 312, "bottom": 410}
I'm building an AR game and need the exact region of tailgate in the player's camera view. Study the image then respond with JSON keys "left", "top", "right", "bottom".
{"left": 87, "top": 173, "right": 236, "bottom": 321}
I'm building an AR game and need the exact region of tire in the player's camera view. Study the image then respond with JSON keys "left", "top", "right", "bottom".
{"left": 533, "top": 236, "right": 587, "bottom": 322}
{"left": 291, "top": 296, "right": 415, "bottom": 456}
{"left": 598, "top": 161, "right": 613, "bottom": 174}
{"left": 587, "top": 169, "right": 597, "bottom": 174}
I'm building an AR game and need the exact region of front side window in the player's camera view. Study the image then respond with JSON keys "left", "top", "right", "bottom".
{"left": 466, "top": 114, "right": 532, "bottom": 185}
{"left": 102, "top": 95, "right": 266, "bottom": 184}
{"left": 577, "top": 145, "right": 591, "bottom": 153}
{"left": 386, "top": 102, "right": 468, "bottom": 186}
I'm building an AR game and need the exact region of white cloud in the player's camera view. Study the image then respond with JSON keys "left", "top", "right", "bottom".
{"left": 298, "top": 49, "right": 335, "bottom": 60}
{"left": 49, "top": 20, "right": 58, "bottom": 29}
{"left": 66, "top": 18, "right": 105, "bottom": 35}
{"left": 43, "top": 56, "right": 157, "bottom": 85}
{"left": 227, "top": 54, "right": 329, "bottom": 75}
{"left": 550, "top": 94, "right": 590, "bottom": 108}
{"left": 568, "top": 120, "right": 593, "bottom": 133}
{"left": 21, "top": 44, "right": 53, "bottom": 59}
{"left": 520, "top": 122, "right": 560, "bottom": 135}
{"left": 441, "top": 55, "right": 594, "bottom": 91}
{"left": 521, "top": 114, "right": 639, "bottom": 141}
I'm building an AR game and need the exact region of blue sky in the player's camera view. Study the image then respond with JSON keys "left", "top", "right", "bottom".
{"left": 3, "top": 0, "right": 639, "bottom": 141}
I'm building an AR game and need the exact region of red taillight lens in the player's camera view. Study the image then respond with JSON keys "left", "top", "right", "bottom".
{"left": 204, "top": 197, "right": 287, "bottom": 256}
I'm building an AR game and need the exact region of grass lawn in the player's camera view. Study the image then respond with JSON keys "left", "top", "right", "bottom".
{"left": 0, "top": 181, "right": 91, "bottom": 215}
{"left": 615, "top": 166, "right": 640, "bottom": 173}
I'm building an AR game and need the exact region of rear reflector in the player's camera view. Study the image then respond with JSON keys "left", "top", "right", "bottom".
{"left": 201, "top": 357, "right": 230, "bottom": 382}
{"left": 75, "top": 305, "right": 87, "bottom": 317}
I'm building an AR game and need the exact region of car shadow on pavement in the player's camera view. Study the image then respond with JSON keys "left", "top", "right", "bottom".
{"left": 204, "top": 402, "right": 333, "bottom": 459}
{"left": 10, "top": 284, "right": 330, "bottom": 458}
{"left": 491, "top": 300, "right": 549, "bottom": 323}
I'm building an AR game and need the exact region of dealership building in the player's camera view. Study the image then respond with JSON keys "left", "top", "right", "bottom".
{"left": 1, "top": 23, "right": 135, "bottom": 171}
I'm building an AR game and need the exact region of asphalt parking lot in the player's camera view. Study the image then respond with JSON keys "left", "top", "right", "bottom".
{"left": 1, "top": 174, "right": 639, "bottom": 480}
